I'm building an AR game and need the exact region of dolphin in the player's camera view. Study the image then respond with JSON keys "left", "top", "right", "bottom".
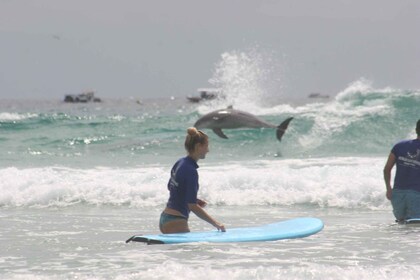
{"left": 194, "top": 107, "right": 293, "bottom": 141}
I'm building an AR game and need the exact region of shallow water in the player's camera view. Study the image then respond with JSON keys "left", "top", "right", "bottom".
{"left": 1, "top": 206, "right": 420, "bottom": 279}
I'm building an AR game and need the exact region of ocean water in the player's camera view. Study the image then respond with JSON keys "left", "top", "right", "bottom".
{"left": 1, "top": 79, "right": 420, "bottom": 279}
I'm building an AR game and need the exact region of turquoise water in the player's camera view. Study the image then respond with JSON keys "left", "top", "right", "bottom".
{"left": 1, "top": 82, "right": 420, "bottom": 279}
{"left": 1, "top": 84, "right": 419, "bottom": 169}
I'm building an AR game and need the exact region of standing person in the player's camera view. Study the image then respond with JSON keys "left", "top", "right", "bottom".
{"left": 383, "top": 119, "right": 420, "bottom": 222}
{"left": 159, "top": 127, "right": 226, "bottom": 233}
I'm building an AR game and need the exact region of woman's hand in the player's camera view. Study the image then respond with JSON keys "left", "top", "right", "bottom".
{"left": 188, "top": 202, "right": 226, "bottom": 232}
{"left": 216, "top": 222, "right": 226, "bottom": 232}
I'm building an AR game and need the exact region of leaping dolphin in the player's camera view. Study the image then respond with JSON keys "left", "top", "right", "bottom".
{"left": 194, "top": 107, "right": 293, "bottom": 141}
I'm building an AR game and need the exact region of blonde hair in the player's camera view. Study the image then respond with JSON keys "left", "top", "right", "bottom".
{"left": 185, "top": 127, "right": 208, "bottom": 153}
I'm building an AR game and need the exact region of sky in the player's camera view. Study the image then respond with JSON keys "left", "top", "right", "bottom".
{"left": 0, "top": 0, "right": 419, "bottom": 100}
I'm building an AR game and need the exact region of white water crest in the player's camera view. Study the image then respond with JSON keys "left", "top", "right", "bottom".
{"left": 0, "top": 157, "right": 390, "bottom": 210}
{"left": 0, "top": 112, "right": 38, "bottom": 121}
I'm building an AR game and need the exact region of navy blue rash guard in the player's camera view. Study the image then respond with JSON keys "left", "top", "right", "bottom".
{"left": 391, "top": 139, "right": 420, "bottom": 192}
{"left": 166, "top": 156, "right": 199, "bottom": 218}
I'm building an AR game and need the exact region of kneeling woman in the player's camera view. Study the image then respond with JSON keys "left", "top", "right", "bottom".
{"left": 160, "top": 127, "right": 226, "bottom": 233}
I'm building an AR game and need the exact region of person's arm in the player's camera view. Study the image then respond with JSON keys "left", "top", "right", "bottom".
{"left": 188, "top": 203, "right": 226, "bottom": 232}
{"left": 383, "top": 152, "right": 396, "bottom": 200}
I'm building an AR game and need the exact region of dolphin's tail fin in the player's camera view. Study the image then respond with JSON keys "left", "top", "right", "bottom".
{"left": 276, "top": 117, "right": 293, "bottom": 141}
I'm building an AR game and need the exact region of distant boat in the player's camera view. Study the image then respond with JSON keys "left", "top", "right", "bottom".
{"left": 64, "top": 91, "right": 101, "bottom": 103}
{"left": 187, "top": 88, "right": 221, "bottom": 103}
{"left": 308, "top": 92, "right": 329, "bottom": 99}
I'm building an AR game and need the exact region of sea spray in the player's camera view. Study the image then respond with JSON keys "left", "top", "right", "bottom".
{"left": 0, "top": 157, "right": 388, "bottom": 210}
{"left": 204, "top": 47, "right": 287, "bottom": 112}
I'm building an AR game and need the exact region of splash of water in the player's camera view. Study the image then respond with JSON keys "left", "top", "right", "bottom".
{"left": 201, "top": 47, "right": 286, "bottom": 113}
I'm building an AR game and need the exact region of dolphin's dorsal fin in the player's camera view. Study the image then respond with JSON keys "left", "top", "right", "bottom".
{"left": 212, "top": 128, "right": 228, "bottom": 139}
{"left": 227, "top": 105, "right": 233, "bottom": 109}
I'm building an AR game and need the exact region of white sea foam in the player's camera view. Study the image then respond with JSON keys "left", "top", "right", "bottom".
{"left": 0, "top": 157, "right": 390, "bottom": 210}
{"left": 0, "top": 112, "right": 38, "bottom": 121}
{"left": 3, "top": 263, "right": 419, "bottom": 280}
{"left": 111, "top": 263, "right": 420, "bottom": 280}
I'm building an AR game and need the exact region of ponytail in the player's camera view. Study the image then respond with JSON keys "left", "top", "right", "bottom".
{"left": 185, "top": 127, "right": 208, "bottom": 153}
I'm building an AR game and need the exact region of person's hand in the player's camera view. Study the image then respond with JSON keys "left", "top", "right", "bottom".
{"left": 216, "top": 222, "right": 226, "bottom": 232}
{"left": 197, "top": 198, "right": 207, "bottom": 208}
{"left": 386, "top": 189, "right": 392, "bottom": 200}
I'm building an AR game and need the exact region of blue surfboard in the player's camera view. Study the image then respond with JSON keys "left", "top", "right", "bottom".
{"left": 126, "top": 217, "right": 323, "bottom": 244}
